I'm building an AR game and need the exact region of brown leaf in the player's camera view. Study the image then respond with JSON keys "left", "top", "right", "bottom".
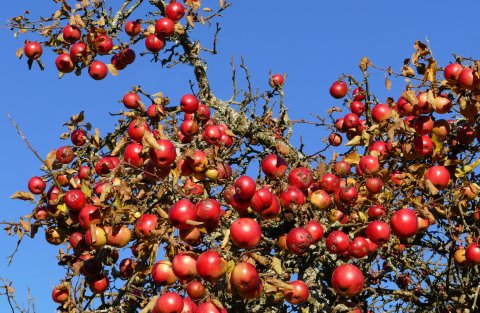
{"left": 424, "top": 59, "right": 437, "bottom": 82}
{"left": 401, "top": 90, "right": 418, "bottom": 106}
{"left": 345, "top": 135, "right": 362, "bottom": 146}
{"left": 411, "top": 41, "right": 430, "bottom": 66}
{"left": 20, "top": 219, "right": 31, "bottom": 232}
{"left": 97, "top": 16, "right": 105, "bottom": 27}
{"left": 11, "top": 191, "right": 35, "bottom": 201}
{"left": 385, "top": 76, "right": 391, "bottom": 91}
{"left": 326, "top": 106, "right": 342, "bottom": 114}
{"left": 16, "top": 47, "right": 24, "bottom": 59}
{"left": 203, "top": 7, "right": 212, "bottom": 12}
{"left": 343, "top": 151, "right": 361, "bottom": 165}
{"left": 272, "top": 257, "right": 283, "bottom": 275}
{"left": 425, "top": 179, "right": 439, "bottom": 195}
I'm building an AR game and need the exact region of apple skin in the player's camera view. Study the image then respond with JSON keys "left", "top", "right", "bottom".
{"left": 331, "top": 264, "right": 365, "bottom": 297}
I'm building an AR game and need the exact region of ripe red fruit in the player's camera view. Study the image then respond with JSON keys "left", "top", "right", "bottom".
{"left": 196, "top": 250, "right": 227, "bottom": 282}
{"left": 258, "top": 195, "right": 281, "bottom": 219}
{"left": 348, "top": 236, "right": 369, "bottom": 258}
{"left": 87, "top": 275, "right": 109, "bottom": 294}
{"left": 352, "top": 87, "right": 365, "bottom": 101}
{"left": 270, "top": 73, "right": 284, "bottom": 87}
{"left": 338, "top": 186, "right": 358, "bottom": 204}
{"left": 328, "top": 132, "right": 342, "bottom": 146}
{"left": 186, "top": 280, "right": 206, "bottom": 300}
{"left": 88, "top": 61, "right": 108, "bottom": 80}
{"left": 458, "top": 68, "right": 479, "bottom": 89}
{"left": 145, "top": 34, "right": 165, "bottom": 53}
{"left": 128, "top": 118, "right": 150, "bottom": 142}
{"left": 55, "top": 53, "right": 75, "bottom": 73}
{"left": 309, "top": 189, "right": 331, "bottom": 210}
{"left": 202, "top": 125, "right": 222, "bottom": 145}
{"left": 95, "top": 156, "right": 120, "bottom": 175}
{"left": 134, "top": 214, "right": 158, "bottom": 238}
{"left": 365, "top": 177, "right": 383, "bottom": 194}
{"left": 52, "top": 284, "right": 69, "bottom": 303}
{"left": 280, "top": 185, "right": 305, "bottom": 211}
{"left": 124, "top": 143, "right": 145, "bottom": 167}
{"left": 122, "top": 92, "right": 140, "bottom": 109}
{"left": 358, "top": 155, "right": 380, "bottom": 175}
{"left": 180, "top": 94, "right": 199, "bottom": 114}
{"left": 28, "top": 176, "right": 46, "bottom": 194}
{"left": 124, "top": 20, "right": 141, "bottom": 37}
{"left": 444, "top": 63, "right": 463, "bottom": 81}
{"left": 390, "top": 208, "right": 418, "bottom": 238}
{"left": 304, "top": 220, "right": 324, "bottom": 243}
{"left": 425, "top": 165, "right": 450, "bottom": 189}
{"left": 331, "top": 264, "right": 364, "bottom": 297}
{"left": 371, "top": 103, "right": 392, "bottom": 123}
{"left": 230, "top": 262, "right": 260, "bottom": 293}
{"left": 196, "top": 104, "right": 211, "bottom": 121}
{"left": 155, "top": 17, "right": 175, "bottom": 37}
{"left": 56, "top": 146, "right": 75, "bottom": 164}
{"left": 350, "top": 101, "right": 366, "bottom": 115}
{"left": 413, "top": 116, "right": 434, "bottom": 135}
{"left": 329, "top": 81, "right": 348, "bottom": 99}
{"left": 62, "top": 25, "right": 81, "bottom": 43}
{"left": 343, "top": 113, "right": 360, "bottom": 128}
{"left": 261, "top": 154, "right": 288, "bottom": 180}
{"left": 64, "top": 189, "right": 86, "bottom": 212}
{"left": 234, "top": 175, "right": 256, "bottom": 199}
{"left": 368, "top": 204, "right": 386, "bottom": 219}
{"left": 465, "top": 243, "right": 480, "bottom": 265}
{"left": 69, "top": 42, "right": 87, "bottom": 62}
{"left": 326, "top": 230, "right": 350, "bottom": 254}
{"left": 169, "top": 199, "right": 197, "bottom": 230}
{"left": 196, "top": 198, "right": 221, "bottom": 227}
{"left": 152, "top": 260, "right": 178, "bottom": 285}
{"left": 149, "top": 139, "right": 177, "bottom": 167}
{"left": 320, "top": 173, "right": 341, "bottom": 193}
{"left": 94, "top": 35, "right": 113, "bottom": 54}
{"left": 156, "top": 292, "right": 184, "bottom": 313}
{"left": 230, "top": 218, "right": 262, "bottom": 249}
{"left": 71, "top": 129, "right": 86, "bottom": 146}
{"left": 106, "top": 225, "right": 132, "bottom": 248}
{"left": 24, "top": 42, "right": 43, "bottom": 60}
{"left": 288, "top": 167, "right": 313, "bottom": 190}
{"left": 172, "top": 252, "right": 198, "bottom": 281}
{"left": 286, "top": 227, "right": 313, "bottom": 255}
{"left": 165, "top": 2, "right": 185, "bottom": 21}
{"left": 284, "top": 280, "right": 310, "bottom": 304}
{"left": 413, "top": 135, "right": 433, "bottom": 157}
{"left": 195, "top": 302, "right": 219, "bottom": 313}
{"left": 250, "top": 187, "right": 274, "bottom": 212}
{"left": 365, "top": 221, "right": 391, "bottom": 244}
{"left": 78, "top": 205, "right": 101, "bottom": 229}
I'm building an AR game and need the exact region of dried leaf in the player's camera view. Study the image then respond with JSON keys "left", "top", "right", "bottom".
{"left": 401, "top": 90, "right": 418, "bottom": 106}
{"left": 359, "top": 57, "right": 371, "bottom": 71}
{"left": 107, "top": 63, "right": 118, "bottom": 76}
{"left": 343, "top": 151, "right": 361, "bottom": 165}
{"left": 174, "top": 22, "right": 185, "bottom": 35}
{"left": 11, "top": 191, "right": 35, "bottom": 201}
{"left": 20, "top": 219, "right": 31, "bottom": 232}
{"left": 425, "top": 179, "right": 439, "bottom": 195}
{"left": 272, "top": 257, "right": 283, "bottom": 275}
{"left": 45, "top": 150, "right": 57, "bottom": 170}
{"left": 74, "top": 14, "right": 86, "bottom": 28}
{"left": 97, "top": 16, "right": 105, "bottom": 27}
{"left": 385, "top": 76, "right": 391, "bottom": 91}
{"left": 16, "top": 47, "right": 24, "bottom": 59}
{"left": 424, "top": 59, "right": 437, "bottom": 82}
{"left": 345, "top": 135, "right": 362, "bottom": 146}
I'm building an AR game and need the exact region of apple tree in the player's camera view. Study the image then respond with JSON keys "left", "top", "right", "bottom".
{"left": 3, "top": 1, "right": 480, "bottom": 313}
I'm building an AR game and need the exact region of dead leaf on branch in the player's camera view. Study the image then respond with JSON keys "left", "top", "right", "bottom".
{"left": 411, "top": 41, "right": 430, "bottom": 66}
{"left": 385, "top": 76, "right": 391, "bottom": 91}
{"left": 359, "top": 56, "right": 371, "bottom": 71}
{"left": 401, "top": 90, "right": 418, "bottom": 106}
{"left": 11, "top": 191, "right": 35, "bottom": 201}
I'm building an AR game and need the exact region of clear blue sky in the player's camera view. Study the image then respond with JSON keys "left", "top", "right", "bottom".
{"left": 1, "top": 0, "right": 479, "bottom": 311}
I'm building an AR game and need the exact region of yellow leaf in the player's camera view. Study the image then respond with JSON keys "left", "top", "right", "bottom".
{"left": 107, "top": 64, "right": 118, "bottom": 76}
{"left": 345, "top": 135, "right": 362, "bottom": 146}
{"left": 359, "top": 57, "right": 371, "bottom": 71}
{"left": 343, "top": 151, "right": 361, "bottom": 165}
{"left": 272, "top": 257, "right": 283, "bottom": 275}
{"left": 456, "top": 158, "right": 480, "bottom": 178}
